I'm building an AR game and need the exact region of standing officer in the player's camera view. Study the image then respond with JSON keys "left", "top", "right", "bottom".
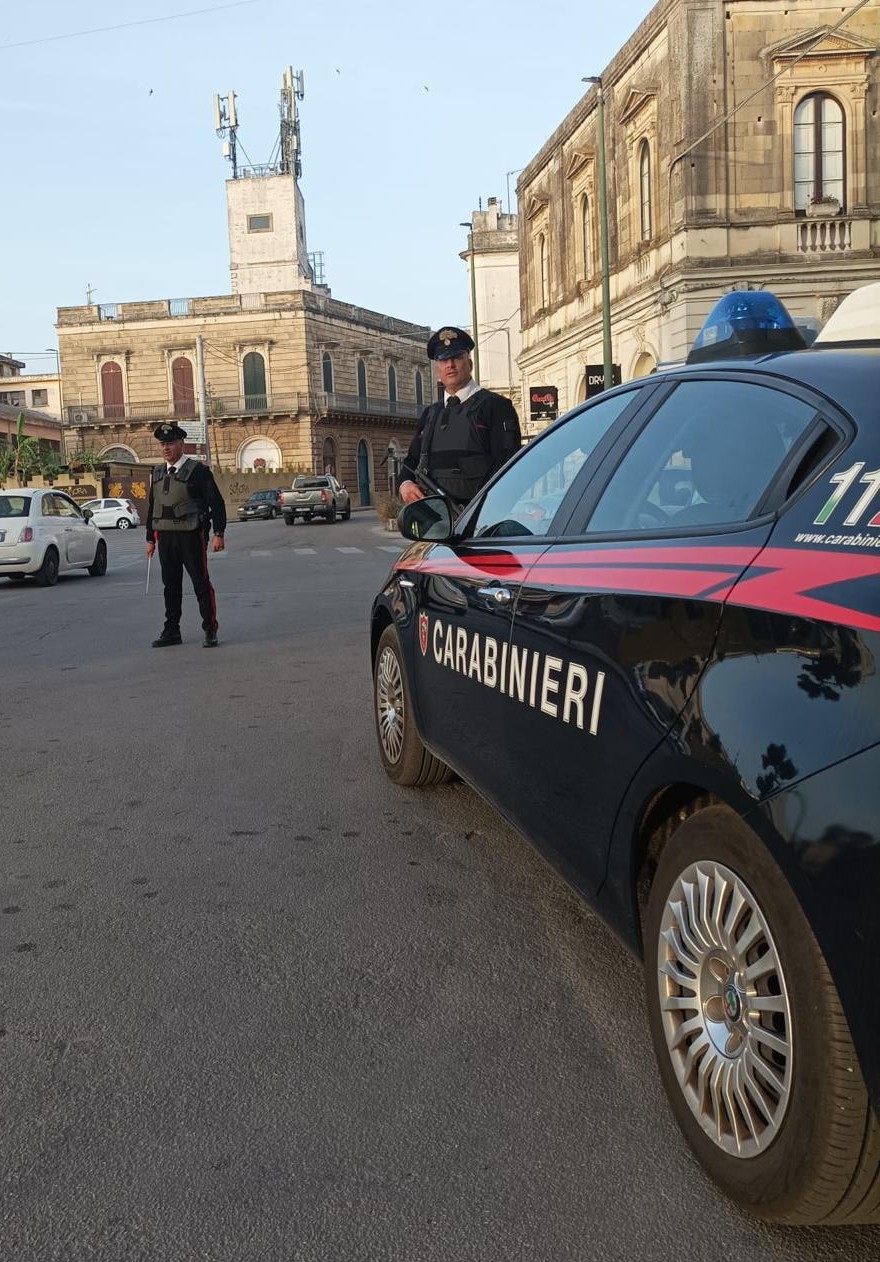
{"left": 398, "top": 326, "right": 521, "bottom": 511}
{"left": 145, "top": 422, "right": 227, "bottom": 648}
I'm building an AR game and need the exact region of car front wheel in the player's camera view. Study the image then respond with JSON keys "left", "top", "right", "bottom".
{"left": 88, "top": 540, "right": 108, "bottom": 576}
{"left": 644, "top": 804, "right": 880, "bottom": 1225}
{"left": 373, "top": 624, "right": 452, "bottom": 787}
{"left": 35, "top": 547, "right": 59, "bottom": 587}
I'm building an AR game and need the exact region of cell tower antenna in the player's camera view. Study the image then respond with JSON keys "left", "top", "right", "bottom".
{"left": 279, "top": 67, "right": 305, "bottom": 178}
{"left": 213, "top": 90, "right": 239, "bottom": 178}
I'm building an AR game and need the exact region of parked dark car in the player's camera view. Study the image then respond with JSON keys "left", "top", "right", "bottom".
{"left": 370, "top": 287, "right": 880, "bottom": 1226}
{"left": 237, "top": 489, "right": 283, "bottom": 521}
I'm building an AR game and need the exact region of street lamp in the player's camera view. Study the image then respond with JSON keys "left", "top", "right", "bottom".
{"left": 459, "top": 220, "right": 480, "bottom": 381}
{"left": 582, "top": 77, "right": 613, "bottom": 391}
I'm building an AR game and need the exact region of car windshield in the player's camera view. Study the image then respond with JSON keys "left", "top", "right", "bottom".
{"left": 0, "top": 496, "right": 31, "bottom": 518}
{"left": 293, "top": 478, "right": 328, "bottom": 489}
{"left": 249, "top": 492, "right": 273, "bottom": 501}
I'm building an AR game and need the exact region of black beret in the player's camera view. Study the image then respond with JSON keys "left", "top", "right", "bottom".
{"left": 427, "top": 326, "right": 475, "bottom": 361}
{"left": 153, "top": 422, "right": 188, "bottom": 442}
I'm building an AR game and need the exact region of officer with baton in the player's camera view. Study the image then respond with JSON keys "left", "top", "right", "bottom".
{"left": 397, "top": 326, "right": 521, "bottom": 513}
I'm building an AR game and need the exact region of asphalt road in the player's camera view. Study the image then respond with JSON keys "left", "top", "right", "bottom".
{"left": 1, "top": 513, "right": 878, "bottom": 1262}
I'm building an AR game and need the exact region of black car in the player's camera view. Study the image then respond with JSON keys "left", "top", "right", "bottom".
{"left": 237, "top": 489, "right": 283, "bottom": 521}
{"left": 370, "top": 287, "right": 880, "bottom": 1226}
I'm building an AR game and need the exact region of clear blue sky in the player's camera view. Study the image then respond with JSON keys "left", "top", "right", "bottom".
{"left": 3, "top": 0, "right": 653, "bottom": 373}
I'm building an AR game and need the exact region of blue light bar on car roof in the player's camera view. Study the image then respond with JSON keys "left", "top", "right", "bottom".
{"left": 687, "top": 291, "right": 807, "bottom": 364}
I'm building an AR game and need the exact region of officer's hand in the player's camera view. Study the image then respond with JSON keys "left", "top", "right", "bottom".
{"left": 399, "top": 480, "right": 425, "bottom": 504}
{"left": 145, "top": 541, "right": 155, "bottom": 558}
{"left": 211, "top": 535, "right": 225, "bottom": 553}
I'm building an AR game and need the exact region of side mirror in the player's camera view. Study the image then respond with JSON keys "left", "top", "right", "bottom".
{"left": 398, "top": 495, "right": 454, "bottom": 542}
{"left": 82, "top": 508, "right": 93, "bottom": 522}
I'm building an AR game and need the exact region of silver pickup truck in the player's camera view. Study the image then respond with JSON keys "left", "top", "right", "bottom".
{"left": 280, "top": 475, "right": 352, "bottom": 525}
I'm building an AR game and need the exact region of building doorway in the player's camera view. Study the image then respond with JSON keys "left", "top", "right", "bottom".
{"left": 357, "top": 439, "right": 371, "bottom": 507}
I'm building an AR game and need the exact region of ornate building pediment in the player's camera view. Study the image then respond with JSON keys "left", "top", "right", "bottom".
{"left": 765, "top": 27, "right": 875, "bottom": 64}
{"left": 620, "top": 86, "right": 656, "bottom": 125}
{"left": 525, "top": 193, "right": 549, "bottom": 221}
{"left": 565, "top": 148, "right": 595, "bottom": 181}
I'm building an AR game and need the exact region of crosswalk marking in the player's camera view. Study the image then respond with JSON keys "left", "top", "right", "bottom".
{"left": 293, "top": 547, "right": 317, "bottom": 555}
{"left": 378, "top": 545, "right": 404, "bottom": 553}
{"left": 335, "top": 547, "right": 363, "bottom": 554}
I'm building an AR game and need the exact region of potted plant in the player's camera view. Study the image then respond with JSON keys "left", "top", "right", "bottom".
{"left": 375, "top": 492, "right": 404, "bottom": 531}
{"left": 806, "top": 193, "right": 841, "bottom": 218}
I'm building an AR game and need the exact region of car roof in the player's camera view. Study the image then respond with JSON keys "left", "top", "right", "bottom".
{"left": 653, "top": 346, "right": 880, "bottom": 419}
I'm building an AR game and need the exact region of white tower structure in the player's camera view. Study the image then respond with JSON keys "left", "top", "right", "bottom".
{"left": 216, "top": 69, "right": 315, "bottom": 296}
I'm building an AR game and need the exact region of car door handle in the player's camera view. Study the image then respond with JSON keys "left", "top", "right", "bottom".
{"left": 477, "top": 585, "right": 512, "bottom": 605}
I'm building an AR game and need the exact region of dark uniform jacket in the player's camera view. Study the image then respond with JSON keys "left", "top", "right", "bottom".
{"left": 398, "top": 387, "right": 522, "bottom": 507}
{"left": 146, "top": 460, "right": 227, "bottom": 542}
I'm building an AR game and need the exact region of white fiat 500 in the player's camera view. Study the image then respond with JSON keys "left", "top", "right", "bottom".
{"left": 0, "top": 489, "right": 107, "bottom": 586}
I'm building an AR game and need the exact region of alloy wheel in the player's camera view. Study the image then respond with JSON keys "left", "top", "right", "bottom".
{"left": 656, "top": 860, "right": 793, "bottom": 1158}
{"left": 375, "top": 645, "right": 405, "bottom": 764}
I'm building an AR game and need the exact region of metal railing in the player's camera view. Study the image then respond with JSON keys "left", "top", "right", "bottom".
{"left": 65, "top": 390, "right": 421, "bottom": 426}
{"left": 314, "top": 392, "right": 421, "bottom": 420}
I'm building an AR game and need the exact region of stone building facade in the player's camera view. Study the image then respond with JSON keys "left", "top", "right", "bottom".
{"left": 460, "top": 198, "right": 522, "bottom": 412}
{"left": 55, "top": 71, "right": 433, "bottom": 506}
{"left": 517, "top": 0, "right": 880, "bottom": 425}
{"left": 56, "top": 290, "right": 431, "bottom": 505}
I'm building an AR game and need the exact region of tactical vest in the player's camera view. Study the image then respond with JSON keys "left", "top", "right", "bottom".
{"left": 152, "top": 460, "right": 202, "bottom": 532}
{"left": 423, "top": 392, "right": 494, "bottom": 505}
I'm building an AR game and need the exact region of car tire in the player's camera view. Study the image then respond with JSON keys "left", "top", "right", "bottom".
{"left": 284, "top": 515, "right": 295, "bottom": 526}
{"left": 373, "top": 624, "right": 452, "bottom": 787}
{"left": 327, "top": 506, "right": 337, "bottom": 523}
{"left": 270, "top": 508, "right": 277, "bottom": 519}
{"left": 117, "top": 518, "right": 132, "bottom": 530}
{"left": 35, "top": 547, "right": 59, "bottom": 587}
{"left": 342, "top": 503, "right": 351, "bottom": 521}
{"left": 644, "top": 804, "right": 880, "bottom": 1225}
{"left": 88, "top": 540, "right": 108, "bottom": 577}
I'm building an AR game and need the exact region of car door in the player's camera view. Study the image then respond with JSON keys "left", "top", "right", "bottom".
{"left": 52, "top": 492, "right": 96, "bottom": 564}
{"left": 503, "top": 375, "right": 826, "bottom": 897}
{"left": 406, "top": 387, "right": 651, "bottom": 802}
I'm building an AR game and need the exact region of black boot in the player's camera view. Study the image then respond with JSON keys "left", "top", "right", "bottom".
{"left": 202, "top": 631, "right": 219, "bottom": 648}
{"left": 152, "top": 629, "right": 182, "bottom": 647}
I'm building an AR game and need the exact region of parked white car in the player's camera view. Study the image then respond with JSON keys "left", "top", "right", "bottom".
{"left": 0, "top": 489, "right": 107, "bottom": 586}
{"left": 80, "top": 497, "right": 140, "bottom": 529}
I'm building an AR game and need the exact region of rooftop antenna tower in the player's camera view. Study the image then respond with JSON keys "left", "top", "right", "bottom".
{"left": 213, "top": 90, "right": 239, "bottom": 178}
{"left": 279, "top": 67, "right": 305, "bottom": 177}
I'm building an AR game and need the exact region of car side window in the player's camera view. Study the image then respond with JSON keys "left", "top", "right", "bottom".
{"left": 470, "top": 390, "right": 641, "bottom": 539}
{"left": 41, "top": 496, "right": 58, "bottom": 517}
{"left": 52, "top": 494, "right": 83, "bottom": 519}
{"left": 583, "top": 380, "right": 818, "bottom": 535}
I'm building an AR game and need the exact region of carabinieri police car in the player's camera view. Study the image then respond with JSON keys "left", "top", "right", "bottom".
{"left": 370, "top": 285, "right": 880, "bottom": 1226}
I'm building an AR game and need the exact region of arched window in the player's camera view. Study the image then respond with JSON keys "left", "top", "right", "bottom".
{"left": 237, "top": 436, "right": 281, "bottom": 471}
{"left": 388, "top": 364, "right": 397, "bottom": 407}
{"left": 171, "top": 356, "right": 195, "bottom": 418}
{"left": 415, "top": 369, "right": 424, "bottom": 409}
{"left": 243, "top": 351, "right": 267, "bottom": 410}
{"left": 322, "top": 351, "right": 334, "bottom": 393}
{"left": 357, "top": 358, "right": 368, "bottom": 403}
{"left": 581, "top": 194, "right": 592, "bottom": 279}
{"left": 794, "top": 93, "right": 845, "bottom": 212}
{"left": 639, "top": 142, "right": 652, "bottom": 242}
{"left": 100, "top": 361, "right": 124, "bottom": 419}
{"left": 538, "top": 233, "right": 548, "bottom": 308}
{"left": 322, "top": 436, "right": 337, "bottom": 476}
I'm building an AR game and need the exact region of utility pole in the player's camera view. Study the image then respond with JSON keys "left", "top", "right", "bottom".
{"left": 196, "top": 334, "right": 212, "bottom": 468}
{"left": 583, "top": 77, "right": 613, "bottom": 390}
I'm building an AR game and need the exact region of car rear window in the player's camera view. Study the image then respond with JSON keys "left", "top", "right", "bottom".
{"left": 0, "top": 496, "right": 30, "bottom": 518}
{"left": 292, "top": 478, "right": 328, "bottom": 489}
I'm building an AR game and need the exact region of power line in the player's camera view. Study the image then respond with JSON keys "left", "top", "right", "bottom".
{"left": 0, "top": 1, "right": 263, "bottom": 51}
